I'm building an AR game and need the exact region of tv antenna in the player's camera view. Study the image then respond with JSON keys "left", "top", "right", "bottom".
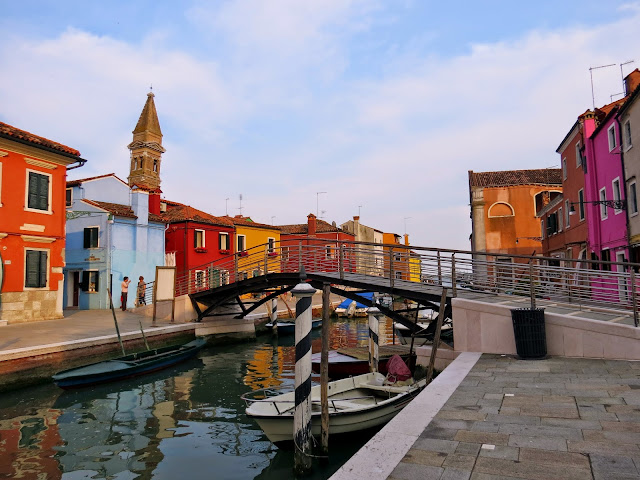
{"left": 589, "top": 63, "right": 616, "bottom": 110}
{"left": 238, "top": 194, "right": 243, "bottom": 216}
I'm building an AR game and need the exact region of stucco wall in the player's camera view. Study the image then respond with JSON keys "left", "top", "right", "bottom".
{"left": 452, "top": 297, "right": 640, "bottom": 360}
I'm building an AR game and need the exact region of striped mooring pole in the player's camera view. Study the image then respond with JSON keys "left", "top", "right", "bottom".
{"left": 368, "top": 306, "right": 381, "bottom": 373}
{"left": 271, "top": 297, "right": 278, "bottom": 334}
{"left": 292, "top": 281, "right": 317, "bottom": 475}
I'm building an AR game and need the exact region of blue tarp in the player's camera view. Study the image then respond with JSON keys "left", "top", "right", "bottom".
{"left": 336, "top": 292, "right": 374, "bottom": 309}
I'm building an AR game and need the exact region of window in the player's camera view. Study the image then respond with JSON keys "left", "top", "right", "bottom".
{"left": 575, "top": 141, "right": 582, "bottom": 168}
{"left": 601, "top": 249, "right": 611, "bottom": 271}
{"left": 25, "top": 249, "right": 48, "bottom": 288}
{"left": 558, "top": 207, "right": 563, "bottom": 232}
{"left": 267, "top": 237, "right": 275, "bottom": 253}
{"left": 578, "top": 189, "right": 585, "bottom": 220}
{"left": 562, "top": 157, "right": 567, "bottom": 180}
{"left": 281, "top": 246, "right": 290, "bottom": 261}
{"left": 194, "top": 229, "right": 205, "bottom": 249}
{"left": 325, "top": 245, "right": 333, "bottom": 259}
{"left": 133, "top": 157, "right": 138, "bottom": 170}
{"left": 237, "top": 235, "right": 246, "bottom": 252}
{"left": 623, "top": 121, "right": 632, "bottom": 149}
{"left": 540, "top": 219, "right": 545, "bottom": 239}
{"left": 546, "top": 212, "right": 558, "bottom": 235}
{"left": 153, "top": 159, "right": 158, "bottom": 172}
{"left": 599, "top": 188, "right": 608, "bottom": 219}
{"left": 219, "top": 232, "right": 229, "bottom": 250}
{"left": 613, "top": 177, "right": 622, "bottom": 214}
{"left": 83, "top": 227, "right": 99, "bottom": 249}
{"left": 608, "top": 124, "right": 617, "bottom": 151}
{"left": 81, "top": 270, "right": 99, "bottom": 292}
{"left": 395, "top": 271, "right": 403, "bottom": 280}
{"left": 629, "top": 181, "right": 638, "bottom": 216}
{"left": 66, "top": 188, "right": 72, "bottom": 208}
{"left": 26, "top": 170, "right": 50, "bottom": 212}
{"left": 565, "top": 200, "right": 570, "bottom": 228}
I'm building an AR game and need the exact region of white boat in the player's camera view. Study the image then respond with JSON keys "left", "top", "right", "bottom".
{"left": 242, "top": 372, "right": 425, "bottom": 446}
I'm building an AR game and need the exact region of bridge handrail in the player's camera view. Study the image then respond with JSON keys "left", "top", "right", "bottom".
{"left": 176, "top": 239, "right": 639, "bottom": 327}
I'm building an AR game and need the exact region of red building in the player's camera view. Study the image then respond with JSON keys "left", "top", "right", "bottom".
{"left": 161, "top": 199, "right": 235, "bottom": 285}
{"left": 0, "top": 121, "right": 85, "bottom": 324}
{"left": 279, "top": 214, "right": 355, "bottom": 273}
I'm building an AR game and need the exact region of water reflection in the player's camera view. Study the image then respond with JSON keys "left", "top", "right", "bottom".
{"left": 0, "top": 316, "right": 398, "bottom": 479}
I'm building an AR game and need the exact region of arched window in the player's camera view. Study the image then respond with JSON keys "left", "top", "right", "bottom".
{"left": 488, "top": 202, "right": 514, "bottom": 218}
{"left": 153, "top": 159, "right": 158, "bottom": 172}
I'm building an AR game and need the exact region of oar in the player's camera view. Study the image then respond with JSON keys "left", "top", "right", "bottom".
{"left": 107, "top": 287, "right": 126, "bottom": 356}
{"left": 137, "top": 316, "right": 150, "bottom": 351}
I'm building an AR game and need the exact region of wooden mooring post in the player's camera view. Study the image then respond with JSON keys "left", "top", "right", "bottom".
{"left": 292, "top": 281, "right": 316, "bottom": 476}
{"left": 368, "top": 307, "right": 381, "bottom": 372}
{"left": 320, "top": 283, "right": 331, "bottom": 460}
{"left": 426, "top": 288, "right": 447, "bottom": 385}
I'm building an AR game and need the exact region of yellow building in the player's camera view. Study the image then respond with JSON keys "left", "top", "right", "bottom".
{"left": 409, "top": 253, "right": 422, "bottom": 282}
{"left": 382, "top": 232, "right": 413, "bottom": 281}
{"left": 225, "top": 216, "right": 281, "bottom": 276}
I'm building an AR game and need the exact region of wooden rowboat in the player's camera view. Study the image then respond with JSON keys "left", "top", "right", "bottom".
{"left": 311, "top": 345, "right": 415, "bottom": 378}
{"left": 52, "top": 338, "right": 207, "bottom": 389}
{"left": 242, "top": 372, "right": 425, "bottom": 446}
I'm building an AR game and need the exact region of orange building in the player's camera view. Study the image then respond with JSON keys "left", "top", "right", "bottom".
{"left": 469, "top": 169, "right": 562, "bottom": 261}
{"left": 382, "top": 232, "right": 413, "bottom": 281}
{"left": 0, "top": 122, "right": 85, "bottom": 323}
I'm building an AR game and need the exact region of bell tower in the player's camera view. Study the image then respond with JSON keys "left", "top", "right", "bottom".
{"left": 127, "top": 91, "right": 165, "bottom": 191}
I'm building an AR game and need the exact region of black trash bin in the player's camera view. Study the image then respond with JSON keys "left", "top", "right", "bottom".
{"left": 510, "top": 308, "right": 546, "bottom": 359}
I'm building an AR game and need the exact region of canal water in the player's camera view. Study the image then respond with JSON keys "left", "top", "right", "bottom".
{"left": 0, "top": 316, "right": 398, "bottom": 480}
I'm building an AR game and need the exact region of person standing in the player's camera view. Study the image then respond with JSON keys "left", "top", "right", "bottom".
{"left": 121, "top": 276, "right": 131, "bottom": 311}
{"left": 137, "top": 276, "right": 146, "bottom": 306}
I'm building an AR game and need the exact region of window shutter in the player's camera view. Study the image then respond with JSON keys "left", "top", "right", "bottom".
{"left": 194, "top": 232, "right": 198, "bottom": 249}
{"left": 91, "top": 228, "right": 98, "bottom": 248}
{"left": 25, "top": 250, "right": 39, "bottom": 287}
{"left": 28, "top": 173, "right": 39, "bottom": 209}
{"left": 38, "top": 174, "right": 49, "bottom": 210}
{"left": 84, "top": 228, "right": 91, "bottom": 249}
{"left": 94, "top": 272, "right": 100, "bottom": 292}
{"left": 219, "top": 233, "right": 223, "bottom": 249}
{"left": 38, "top": 251, "right": 47, "bottom": 287}
{"left": 80, "top": 272, "right": 89, "bottom": 291}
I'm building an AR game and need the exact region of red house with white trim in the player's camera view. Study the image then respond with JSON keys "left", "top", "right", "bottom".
{"left": 0, "top": 121, "right": 85, "bottom": 324}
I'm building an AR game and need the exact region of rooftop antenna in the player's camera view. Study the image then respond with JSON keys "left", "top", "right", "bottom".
{"left": 358, "top": 205, "right": 363, "bottom": 217}
{"left": 404, "top": 216, "right": 412, "bottom": 235}
{"left": 239, "top": 194, "right": 243, "bottom": 216}
{"left": 589, "top": 63, "right": 616, "bottom": 110}
{"left": 225, "top": 197, "right": 229, "bottom": 216}
{"left": 621, "top": 60, "right": 635, "bottom": 94}
{"left": 316, "top": 191, "right": 326, "bottom": 217}
{"left": 271, "top": 216, "right": 276, "bottom": 225}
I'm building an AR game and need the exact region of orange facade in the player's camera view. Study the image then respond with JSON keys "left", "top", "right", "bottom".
{"left": 469, "top": 170, "right": 563, "bottom": 260}
{"left": 0, "top": 122, "right": 85, "bottom": 323}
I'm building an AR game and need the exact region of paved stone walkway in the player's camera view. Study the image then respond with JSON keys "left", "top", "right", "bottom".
{"left": 389, "top": 355, "right": 640, "bottom": 480}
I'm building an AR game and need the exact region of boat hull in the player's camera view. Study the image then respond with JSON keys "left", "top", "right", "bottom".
{"left": 311, "top": 350, "right": 415, "bottom": 378}
{"left": 52, "top": 338, "right": 206, "bottom": 389}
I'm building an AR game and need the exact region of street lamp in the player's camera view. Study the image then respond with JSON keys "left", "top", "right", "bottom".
{"left": 316, "top": 192, "right": 326, "bottom": 217}
{"left": 569, "top": 199, "right": 626, "bottom": 215}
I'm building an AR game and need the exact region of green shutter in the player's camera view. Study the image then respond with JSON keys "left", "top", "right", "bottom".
{"left": 27, "top": 173, "right": 39, "bottom": 209}
{"left": 84, "top": 228, "right": 91, "bottom": 248}
{"left": 25, "top": 250, "right": 39, "bottom": 287}
{"left": 38, "top": 251, "right": 47, "bottom": 287}
{"left": 218, "top": 233, "right": 223, "bottom": 249}
{"left": 38, "top": 174, "right": 49, "bottom": 210}
{"left": 194, "top": 232, "right": 198, "bottom": 248}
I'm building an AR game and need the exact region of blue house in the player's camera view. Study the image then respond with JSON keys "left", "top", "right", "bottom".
{"left": 63, "top": 92, "right": 168, "bottom": 310}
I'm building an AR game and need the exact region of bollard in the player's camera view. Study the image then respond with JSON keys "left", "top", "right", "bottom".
{"left": 368, "top": 306, "right": 381, "bottom": 373}
{"left": 292, "top": 281, "right": 316, "bottom": 476}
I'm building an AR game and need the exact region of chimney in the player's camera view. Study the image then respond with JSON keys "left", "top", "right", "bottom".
{"left": 404, "top": 234, "right": 409, "bottom": 246}
{"left": 131, "top": 188, "right": 149, "bottom": 226}
{"left": 148, "top": 189, "right": 161, "bottom": 215}
{"left": 625, "top": 69, "right": 640, "bottom": 96}
{"left": 307, "top": 213, "right": 317, "bottom": 236}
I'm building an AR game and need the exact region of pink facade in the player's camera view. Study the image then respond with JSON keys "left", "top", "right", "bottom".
{"left": 583, "top": 106, "right": 628, "bottom": 265}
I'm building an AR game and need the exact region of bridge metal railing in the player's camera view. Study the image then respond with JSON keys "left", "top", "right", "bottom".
{"left": 175, "top": 239, "right": 640, "bottom": 327}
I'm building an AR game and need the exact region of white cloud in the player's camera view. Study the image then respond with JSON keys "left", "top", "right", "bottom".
{"left": 0, "top": 3, "right": 638, "bottom": 251}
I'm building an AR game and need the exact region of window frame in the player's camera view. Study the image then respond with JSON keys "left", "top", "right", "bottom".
{"left": 83, "top": 226, "right": 100, "bottom": 249}
{"left": 66, "top": 187, "right": 73, "bottom": 208}
{"left": 24, "top": 248, "right": 49, "bottom": 289}
{"left": 623, "top": 120, "right": 632, "bottom": 150}
{"left": 575, "top": 141, "right": 582, "bottom": 168}
{"left": 194, "top": 229, "right": 205, "bottom": 249}
{"left": 81, "top": 270, "right": 100, "bottom": 293}
{"left": 629, "top": 181, "right": 638, "bottom": 216}
{"left": 267, "top": 237, "right": 275, "bottom": 254}
{"left": 599, "top": 187, "right": 608, "bottom": 220}
{"left": 540, "top": 219, "right": 545, "bottom": 239}
{"left": 608, "top": 124, "right": 617, "bottom": 152}
{"left": 612, "top": 177, "right": 623, "bottom": 215}
{"left": 237, "top": 234, "right": 246, "bottom": 252}
{"left": 562, "top": 157, "right": 567, "bottom": 180}
{"left": 219, "top": 232, "right": 229, "bottom": 251}
{"left": 25, "top": 169, "right": 52, "bottom": 214}
{"left": 558, "top": 207, "right": 563, "bottom": 232}
{"left": 325, "top": 245, "right": 333, "bottom": 260}
{"left": 578, "top": 189, "right": 585, "bottom": 221}
{"left": 565, "top": 199, "right": 570, "bottom": 228}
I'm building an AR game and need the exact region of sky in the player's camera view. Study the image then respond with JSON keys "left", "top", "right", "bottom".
{"left": 1, "top": 1, "right": 638, "bottom": 250}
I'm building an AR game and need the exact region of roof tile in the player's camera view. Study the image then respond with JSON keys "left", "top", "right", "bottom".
{"left": 0, "top": 121, "right": 81, "bottom": 157}
{"left": 469, "top": 169, "right": 562, "bottom": 188}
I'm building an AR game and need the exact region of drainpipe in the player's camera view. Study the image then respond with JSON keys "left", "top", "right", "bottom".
{"left": 616, "top": 114, "right": 630, "bottom": 262}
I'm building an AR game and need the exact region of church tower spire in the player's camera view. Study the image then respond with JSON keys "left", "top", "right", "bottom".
{"left": 127, "top": 91, "right": 165, "bottom": 191}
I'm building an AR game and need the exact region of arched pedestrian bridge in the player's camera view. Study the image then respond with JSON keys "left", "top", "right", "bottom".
{"left": 174, "top": 240, "right": 640, "bottom": 336}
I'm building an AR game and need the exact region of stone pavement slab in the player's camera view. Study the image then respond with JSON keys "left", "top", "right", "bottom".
{"left": 360, "top": 354, "right": 640, "bottom": 480}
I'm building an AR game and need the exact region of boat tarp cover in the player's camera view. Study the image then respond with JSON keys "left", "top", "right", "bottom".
{"left": 336, "top": 292, "right": 374, "bottom": 310}
{"left": 385, "top": 354, "right": 412, "bottom": 382}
